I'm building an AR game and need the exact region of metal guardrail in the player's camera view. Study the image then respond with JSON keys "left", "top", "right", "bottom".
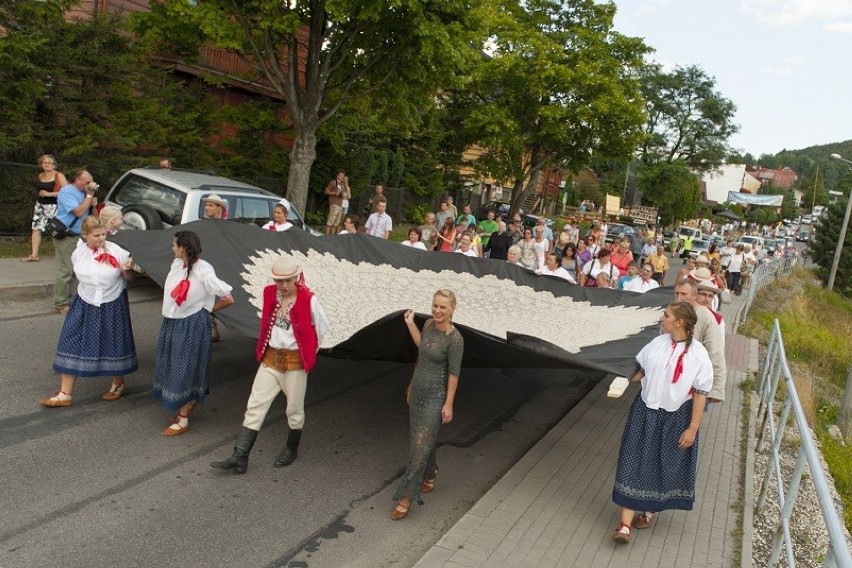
{"left": 755, "top": 320, "right": 852, "bottom": 568}
{"left": 733, "top": 256, "right": 797, "bottom": 332}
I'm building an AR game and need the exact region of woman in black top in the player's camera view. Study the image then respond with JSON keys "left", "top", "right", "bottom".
{"left": 24, "top": 154, "right": 68, "bottom": 262}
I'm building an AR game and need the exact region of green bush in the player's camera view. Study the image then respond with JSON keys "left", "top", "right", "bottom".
{"left": 405, "top": 203, "right": 429, "bottom": 225}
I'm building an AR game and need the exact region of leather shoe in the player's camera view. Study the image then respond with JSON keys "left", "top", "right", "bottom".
{"left": 102, "top": 382, "right": 126, "bottom": 401}
{"left": 40, "top": 394, "right": 72, "bottom": 407}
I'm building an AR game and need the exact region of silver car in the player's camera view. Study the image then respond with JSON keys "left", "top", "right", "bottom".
{"left": 103, "top": 168, "right": 319, "bottom": 235}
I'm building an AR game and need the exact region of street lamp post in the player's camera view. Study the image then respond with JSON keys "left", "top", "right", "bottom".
{"left": 827, "top": 153, "right": 852, "bottom": 291}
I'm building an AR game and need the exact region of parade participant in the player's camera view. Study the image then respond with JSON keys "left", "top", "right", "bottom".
{"left": 153, "top": 231, "right": 234, "bottom": 436}
{"left": 262, "top": 203, "right": 293, "bottom": 232}
{"left": 98, "top": 205, "right": 124, "bottom": 235}
{"left": 39, "top": 216, "right": 137, "bottom": 407}
{"left": 610, "top": 239, "right": 634, "bottom": 278}
{"left": 392, "top": 290, "right": 464, "bottom": 520}
{"left": 24, "top": 154, "right": 68, "bottom": 263}
{"left": 202, "top": 194, "right": 228, "bottom": 219}
{"left": 673, "top": 279, "right": 727, "bottom": 403}
{"left": 696, "top": 280, "right": 726, "bottom": 337}
{"left": 211, "top": 257, "right": 328, "bottom": 473}
{"left": 611, "top": 302, "right": 712, "bottom": 544}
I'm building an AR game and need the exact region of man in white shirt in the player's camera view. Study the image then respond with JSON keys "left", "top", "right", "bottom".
{"left": 364, "top": 201, "right": 393, "bottom": 239}
{"left": 536, "top": 252, "right": 577, "bottom": 284}
{"left": 624, "top": 264, "right": 660, "bottom": 293}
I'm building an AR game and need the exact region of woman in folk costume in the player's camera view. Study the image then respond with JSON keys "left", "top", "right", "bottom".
{"left": 611, "top": 301, "right": 713, "bottom": 544}
{"left": 39, "top": 216, "right": 137, "bottom": 407}
{"left": 211, "top": 257, "right": 328, "bottom": 474}
{"left": 153, "top": 231, "right": 234, "bottom": 436}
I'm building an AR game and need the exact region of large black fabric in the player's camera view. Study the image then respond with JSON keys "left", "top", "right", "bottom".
{"left": 111, "top": 220, "right": 671, "bottom": 377}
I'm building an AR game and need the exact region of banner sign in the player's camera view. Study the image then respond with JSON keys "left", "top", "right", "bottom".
{"left": 727, "top": 192, "right": 783, "bottom": 206}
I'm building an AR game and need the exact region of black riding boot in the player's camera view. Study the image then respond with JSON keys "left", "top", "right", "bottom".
{"left": 211, "top": 426, "right": 258, "bottom": 474}
{"left": 274, "top": 429, "right": 302, "bottom": 467}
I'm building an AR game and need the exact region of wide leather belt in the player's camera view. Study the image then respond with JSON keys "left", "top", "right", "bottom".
{"left": 262, "top": 346, "right": 304, "bottom": 372}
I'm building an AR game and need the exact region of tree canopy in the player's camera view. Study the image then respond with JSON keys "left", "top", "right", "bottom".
{"left": 638, "top": 64, "right": 738, "bottom": 172}
{"left": 447, "top": 0, "right": 649, "bottom": 214}
{"left": 131, "top": 0, "right": 485, "bottom": 216}
{"left": 636, "top": 161, "right": 701, "bottom": 226}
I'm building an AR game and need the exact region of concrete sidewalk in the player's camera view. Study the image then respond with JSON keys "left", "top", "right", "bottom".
{"left": 415, "top": 297, "right": 756, "bottom": 568}
{"left": 0, "top": 256, "right": 57, "bottom": 299}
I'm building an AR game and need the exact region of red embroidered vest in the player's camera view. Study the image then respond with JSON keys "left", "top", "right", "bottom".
{"left": 256, "top": 284, "right": 319, "bottom": 372}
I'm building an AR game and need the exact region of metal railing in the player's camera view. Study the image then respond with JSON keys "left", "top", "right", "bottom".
{"left": 733, "top": 256, "right": 797, "bottom": 332}
{"left": 755, "top": 320, "right": 852, "bottom": 567}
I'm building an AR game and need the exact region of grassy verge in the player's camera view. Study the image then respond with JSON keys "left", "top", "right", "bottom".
{"left": 0, "top": 236, "right": 54, "bottom": 259}
{"left": 740, "top": 266, "right": 852, "bottom": 531}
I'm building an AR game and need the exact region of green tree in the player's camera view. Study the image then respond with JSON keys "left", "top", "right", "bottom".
{"left": 810, "top": 193, "right": 852, "bottom": 297}
{"left": 636, "top": 161, "right": 701, "bottom": 225}
{"left": 450, "top": 0, "right": 649, "bottom": 215}
{"left": 638, "top": 64, "right": 738, "bottom": 172}
{"left": 131, "top": 0, "right": 484, "bottom": 216}
{"left": 0, "top": 4, "right": 218, "bottom": 180}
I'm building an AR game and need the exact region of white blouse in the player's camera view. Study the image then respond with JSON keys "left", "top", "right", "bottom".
{"left": 261, "top": 221, "right": 293, "bottom": 232}
{"left": 455, "top": 248, "right": 478, "bottom": 257}
{"left": 582, "top": 259, "right": 614, "bottom": 279}
{"left": 269, "top": 295, "right": 330, "bottom": 350}
{"left": 636, "top": 334, "right": 714, "bottom": 411}
{"left": 72, "top": 240, "right": 130, "bottom": 307}
{"left": 161, "top": 258, "right": 233, "bottom": 319}
{"left": 401, "top": 240, "right": 427, "bottom": 251}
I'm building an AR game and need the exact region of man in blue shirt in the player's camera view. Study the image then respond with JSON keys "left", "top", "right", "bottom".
{"left": 53, "top": 170, "right": 98, "bottom": 314}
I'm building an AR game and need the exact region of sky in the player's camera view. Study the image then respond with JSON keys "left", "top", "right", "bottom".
{"left": 611, "top": 0, "right": 852, "bottom": 157}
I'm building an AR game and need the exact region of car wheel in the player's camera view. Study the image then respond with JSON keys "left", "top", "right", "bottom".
{"left": 122, "top": 204, "right": 164, "bottom": 230}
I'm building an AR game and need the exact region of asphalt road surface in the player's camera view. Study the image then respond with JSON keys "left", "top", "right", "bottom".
{"left": 0, "top": 283, "right": 603, "bottom": 568}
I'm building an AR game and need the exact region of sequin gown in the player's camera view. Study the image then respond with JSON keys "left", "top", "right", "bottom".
{"left": 393, "top": 322, "right": 464, "bottom": 504}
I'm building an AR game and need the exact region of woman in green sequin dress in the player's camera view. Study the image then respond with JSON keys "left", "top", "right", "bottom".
{"left": 392, "top": 289, "right": 464, "bottom": 520}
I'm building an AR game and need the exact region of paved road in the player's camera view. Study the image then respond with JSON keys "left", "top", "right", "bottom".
{"left": 0, "top": 284, "right": 600, "bottom": 568}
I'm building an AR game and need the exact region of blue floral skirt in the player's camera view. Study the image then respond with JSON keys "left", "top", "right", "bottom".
{"left": 153, "top": 309, "right": 212, "bottom": 411}
{"left": 53, "top": 291, "right": 138, "bottom": 377}
{"left": 612, "top": 393, "right": 700, "bottom": 512}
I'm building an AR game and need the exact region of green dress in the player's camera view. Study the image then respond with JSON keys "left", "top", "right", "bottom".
{"left": 394, "top": 321, "right": 464, "bottom": 504}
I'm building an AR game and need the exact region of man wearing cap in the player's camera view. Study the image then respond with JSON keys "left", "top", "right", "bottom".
{"left": 624, "top": 263, "right": 659, "bottom": 293}
{"left": 202, "top": 193, "right": 229, "bottom": 341}
{"left": 203, "top": 194, "right": 228, "bottom": 219}
{"left": 689, "top": 265, "right": 719, "bottom": 311}
{"left": 211, "top": 257, "right": 328, "bottom": 474}
{"left": 673, "top": 279, "right": 727, "bottom": 403}
{"left": 696, "top": 280, "right": 726, "bottom": 338}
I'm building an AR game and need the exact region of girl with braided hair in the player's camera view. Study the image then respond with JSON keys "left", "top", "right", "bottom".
{"left": 610, "top": 301, "right": 713, "bottom": 544}
{"left": 153, "top": 231, "right": 234, "bottom": 436}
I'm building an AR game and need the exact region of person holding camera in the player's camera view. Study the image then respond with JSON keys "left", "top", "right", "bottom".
{"left": 39, "top": 216, "right": 137, "bottom": 407}
{"left": 53, "top": 170, "right": 99, "bottom": 315}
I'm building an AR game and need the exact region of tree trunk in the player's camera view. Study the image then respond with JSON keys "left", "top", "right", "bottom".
{"left": 838, "top": 365, "right": 852, "bottom": 439}
{"left": 286, "top": 126, "right": 318, "bottom": 218}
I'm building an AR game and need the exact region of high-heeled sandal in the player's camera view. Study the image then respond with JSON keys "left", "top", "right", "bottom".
{"left": 391, "top": 499, "right": 411, "bottom": 521}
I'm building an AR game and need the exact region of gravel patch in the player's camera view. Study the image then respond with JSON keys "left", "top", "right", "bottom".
{"left": 751, "top": 419, "right": 849, "bottom": 566}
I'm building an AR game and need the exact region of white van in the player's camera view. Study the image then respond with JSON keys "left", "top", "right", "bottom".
{"left": 739, "top": 235, "right": 765, "bottom": 252}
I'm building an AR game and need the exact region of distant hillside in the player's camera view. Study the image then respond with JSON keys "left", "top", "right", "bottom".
{"left": 731, "top": 139, "right": 852, "bottom": 205}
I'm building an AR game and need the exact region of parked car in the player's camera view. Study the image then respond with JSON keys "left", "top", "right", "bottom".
{"left": 103, "top": 168, "right": 320, "bottom": 235}
{"left": 604, "top": 223, "right": 635, "bottom": 243}
{"left": 476, "top": 201, "right": 512, "bottom": 221}
{"left": 796, "top": 228, "right": 811, "bottom": 242}
{"left": 739, "top": 234, "right": 765, "bottom": 252}
{"left": 661, "top": 229, "right": 675, "bottom": 250}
